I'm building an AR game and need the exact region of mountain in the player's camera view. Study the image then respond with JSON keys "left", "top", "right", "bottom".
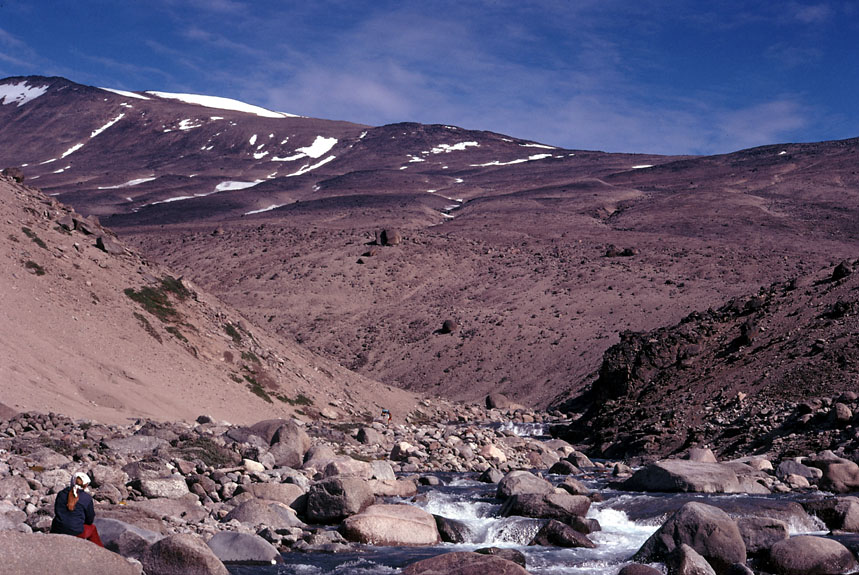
{"left": 0, "top": 171, "right": 417, "bottom": 424}
{"left": 2, "top": 75, "right": 858, "bottom": 409}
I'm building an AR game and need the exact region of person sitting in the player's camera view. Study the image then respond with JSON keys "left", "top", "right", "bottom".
{"left": 50, "top": 471, "right": 104, "bottom": 547}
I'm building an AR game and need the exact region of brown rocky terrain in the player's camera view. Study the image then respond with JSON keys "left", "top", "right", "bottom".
{"left": 2, "top": 75, "right": 859, "bottom": 422}
{"left": 0, "top": 173, "right": 417, "bottom": 425}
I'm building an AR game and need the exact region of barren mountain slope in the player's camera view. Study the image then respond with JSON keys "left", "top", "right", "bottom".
{"left": 2, "top": 76, "right": 858, "bottom": 408}
{"left": 0, "top": 174, "right": 417, "bottom": 424}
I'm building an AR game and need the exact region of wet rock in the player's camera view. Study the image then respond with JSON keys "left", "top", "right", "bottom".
{"left": 206, "top": 532, "right": 281, "bottom": 565}
{"left": 141, "top": 533, "right": 229, "bottom": 575}
{"left": 479, "top": 467, "right": 504, "bottom": 483}
{"left": 767, "top": 535, "right": 856, "bottom": 575}
{"left": 435, "top": 514, "right": 475, "bottom": 543}
{"left": 0, "top": 531, "right": 141, "bottom": 575}
{"left": 401, "top": 551, "right": 530, "bottom": 575}
{"left": 548, "top": 460, "right": 579, "bottom": 475}
{"left": 618, "top": 565, "right": 663, "bottom": 575}
{"left": 496, "top": 470, "right": 554, "bottom": 499}
{"left": 529, "top": 519, "right": 595, "bottom": 548}
{"left": 304, "top": 477, "right": 375, "bottom": 524}
{"left": 223, "top": 499, "right": 305, "bottom": 530}
{"left": 474, "top": 547, "right": 527, "bottom": 568}
{"left": 634, "top": 502, "right": 746, "bottom": 572}
{"left": 622, "top": 460, "right": 743, "bottom": 493}
{"left": 340, "top": 504, "right": 440, "bottom": 546}
{"left": 803, "top": 497, "right": 859, "bottom": 532}
{"left": 557, "top": 476, "right": 591, "bottom": 496}
{"left": 736, "top": 516, "right": 789, "bottom": 555}
{"left": 667, "top": 543, "right": 716, "bottom": 575}
{"left": 500, "top": 492, "right": 591, "bottom": 521}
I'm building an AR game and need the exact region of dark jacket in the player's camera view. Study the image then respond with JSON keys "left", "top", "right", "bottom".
{"left": 50, "top": 486, "right": 95, "bottom": 536}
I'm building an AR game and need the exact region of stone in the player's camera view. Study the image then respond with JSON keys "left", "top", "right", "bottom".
{"left": 0, "top": 476, "right": 33, "bottom": 500}
{"left": 96, "top": 235, "right": 125, "bottom": 255}
{"left": 831, "top": 403, "right": 853, "bottom": 426}
{"left": 807, "top": 458, "right": 859, "bottom": 493}
{"left": 685, "top": 448, "right": 718, "bottom": 463}
{"left": 474, "top": 547, "right": 527, "bottom": 567}
{"left": 496, "top": 470, "right": 554, "bottom": 499}
{"left": 558, "top": 476, "right": 591, "bottom": 496}
{"left": 370, "top": 460, "right": 396, "bottom": 481}
{"left": 435, "top": 514, "right": 476, "bottom": 543}
{"left": 103, "top": 436, "right": 167, "bottom": 455}
{"left": 623, "top": 460, "right": 742, "bottom": 493}
{"left": 440, "top": 319, "right": 459, "bottom": 334}
{"left": 206, "top": 531, "right": 281, "bottom": 565}
{"left": 304, "top": 477, "right": 375, "bottom": 524}
{"left": 667, "top": 543, "right": 717, "bottom": 575}
{"left": 634, "top": 502, "right": 746, "bottom": 572}
{"left": 548, "top": 460, "right": 579, "bottom": 475}
{"left": 0, "top": 531, "right": 141, "bottom": 575}
{"left": 479, "top": 467, "right": 504, "bottom": 484}
{"left": 95, "top": 517, "right": 164, "bottom": 560}
{"left": 141, "top": 534, "right": 229, "bottom": 575}
{"left": 2, "top": 166, "right": 24, "bottom": 183}
{"left": 27, "top": 447, "right": 72, "bottom": 468}
{"left": 357, "top": 427, "right": 383, "bottom": 445}
{"left": 736, "top": 516, "right": 789, "bottom": 555}
{"left": 138, "top": 477, "right": 190, "bottom": 499}
{"left": 776, "top": 460, "right": 821, "bottom": 480}
{"left": 369, "top": 478, "right": 418, "bottom": 498}
{"left": 91, "top": 464, "right": 130, "bottom": 488}
{"left": 618, "top": 565, "right": 664, "bottom": 575}
{"left": 501, "top": 492, "right": 591, "bottom": 521}
{"left": 240, "top": 482, "right": 305, "bottom": 511}
{"left": 486, "top": 394, "right": 512, "bottom": 410}
{"left": 340, "top": 504, "right": 440, "bottom": 546}
{"left": 480, "top": 444, "right": 507, "bottom": 463}
{"left": 302, "top": 444, "right": 337, "bottom": 471}
{"left": 222, "top": 499, "right": 305, "bottom": 530}
{"left": 242, "top": 459, "right": 265, "bottom": 473}
{"left": 125, "top": 494, "right": 208, "bottom": 523}
{"left": 832, "top": 261, "right": 853, "bottom": 281}
{"left": 803, "top": 497, "right": 859, "bottom": 532}
{"left": 767, "top": 535, "right": 856, "bottom": 575}
{"left": 529, "top": 519, "right": 596, "bottom": 548}
{"left": 323, "top": 456, "right": 372, "bottom": 479}
{"left": 401, "top": 551, "right": 530, "bottom": 575}
{"left": 375, "top": 228, "right": 402, "bottom": 246}
{"left": 390, "top": 441, "right": 417, "bottom": 461}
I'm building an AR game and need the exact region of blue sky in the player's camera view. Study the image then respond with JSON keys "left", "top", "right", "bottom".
{"left": 1, "top": 1, "right": 857, "bottom": 155}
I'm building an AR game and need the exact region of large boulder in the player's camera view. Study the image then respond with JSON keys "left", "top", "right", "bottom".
{"left": 305, "top": 477, "right": 375, "bottom": 524}
{"left": 529, "top": 519, "right": 595, "bottom": 548}
{"left": 0, "top": 531, "right": 141, "bottom": 575}
{"left": 634, "top": 502, "right": 746, "bottom": 572}
{"left": 206, "top": 532, "right": 280, "bottom": 565}
{"left": 486, "top": 393, "right": 512, "bottom": 409}
{"left": 124, "top": 494, "right": 208, "bottom": 523}
{"left": 401, "top": 551, "right": 530, "bottom": 575}
{"left": 667, "top": 543, "right": 717, "bottom": 575}
{"left": 435, "top": 515, "right": 476, "bottom": 543}
{"left": 497, "top": 471, "right": 555, "bottom": 499}
{"left": 804, "top": 497, "right": 859, "bottom": 532}
{"left": 222, "top": 499, "right": 304, "bottom": 530}
{"left": 736, "top": 517, "right": 789, "bottom": 555}
{"left": 500, "top": 492, "right": 591, "bottom": 521}
{"left": 623, "top": 460, "right": 743, "bottom": 493}
{"left": 323, "top": 456, "right": 372, "bottom": 479}
{"left": 141, "top": 534, "right": 228, "bottom": 575}
{"left": 807, "top": 458, "right": 859, "bottom": 494}
{"left": 103, "top": 436, "right": 167, "bottom": 455}
{"left": 339, "top": 504, "right": 440, "bottom": 546}
{"left": 138, "top": 477, "right": 190, "bottom": 499}
{"left": 95, "top": 517, "right": 164, "bottom": 559}
{"left": 240, "top": 483, "right": 305, "bottom": 511}
{"left": 767, "top": 535, "right": 856, "bottom": 575}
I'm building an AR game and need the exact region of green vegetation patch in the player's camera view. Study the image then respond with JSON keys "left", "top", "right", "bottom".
{"left": 277, "top": 393, "right": 314, "bottom": 406}
{"left": 244, "top": 374, "right": 273, "bottom": 403}
{"left": 134, "top": 312, "right": 162, "bottom": 343}
{"left": 174, "top": 436, "right": 239, "bottom": 467}
{"left": 225, "top": 323, "right": 242, "bottom": 344}
{"left": 21, "top": 227, "right": 47, "bottom": 250}
{"left": 160, "top": 275, "right": 191, "bottom": 300}
{"left": 165, "top": 326, "right": 187, "bottom": 342}
{"left": 125, "top": 285, "right": 180, "bottom": 322}
{"left": 241, "top": 350, "right": 260, "bottom": 364}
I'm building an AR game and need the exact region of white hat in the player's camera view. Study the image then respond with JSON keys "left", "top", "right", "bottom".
{"left": 71, "top": 472, "right": 91, "bottom": 488}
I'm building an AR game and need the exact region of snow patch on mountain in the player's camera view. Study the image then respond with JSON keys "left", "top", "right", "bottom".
{"left": 286, "top": 155, "right": 336, "bottom": 177}
{"left": 244, "top": 204, "right": 286, "bottom": 215}
{"left": 426, "top": 141, "right": 479, "bottom": 154}
{"left": 98, "top": 177, "right": 157, "bottom": 189}
{"left": 0, "top": 81, "right": 49, "bottom": 106}
{"left": 215, "top": 181, "right": 262, "bottom": 192}
{"left": 178, "top": 119, "right": 203, "bottom": 131}
{"left": 145, "top": 91, "right": 298, "bottom": 118}
{"left": 91, "top": 113, "right": 125, "bottom": 138}
{"left": 61, "top": 143, "right": 85, "bottom": 158}
{"left": 100, "top": 87, "right": 150, "bottom": 100}
{"left": 297, "top": 136, "right": 338, "bottom": 158}
{"left": 631, "top": 164, "right": 653, "bottom": 169}
{"left": 249, "top": 134, "right": 258, "bottom": 146}
{"left": 520, "top": 143, "right": 556, "bottom": 149}
{"left": 470, "top": 153, "right": 553, "bottom": 167}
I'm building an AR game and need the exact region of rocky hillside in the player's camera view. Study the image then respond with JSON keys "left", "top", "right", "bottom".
{"left": 555, "top": 258, "right": 859, "bottom": 463}
{"left": 2, "top": 75, "right": 859, "bottom": 410}
{"left": 0, "top": 172, "right": 417, "bottom": 425}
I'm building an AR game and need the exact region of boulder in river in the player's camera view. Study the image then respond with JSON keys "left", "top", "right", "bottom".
{"left": 767, "top": 535, "right": 856, "bottom": 575}
{"left": 500, "top": 492, "right": 591, "bottom": 521}
{"left": 736, "top": 516, "right": 789, "bottom": 556}
{"left": 305, "top": 476, "right": 375, "bottom": 524}
{"left": 667, "top": 543, "right": 717, "bottom": 575}
{"left": 339, "top": 504, "right": 440, "bottom": 546}
{"left": 497, "top": 470, "right": 555, "bottom": 499}
{"left": 634, "top": 501, "right": 746, "bottom": 572}
{"left": 529, "top": 519, "right": 596, "bottom": 548}
{"left": 622, "top": 460, "right": 743, "bottom": 493}
{"left": 401, "top": 551, "right": 531, "bottom": 575}
{"left": 803, "top": 497, "right": 859, "bottom": 532}
{"left": 206, "top": 531, "right": 281, "bottom": 565}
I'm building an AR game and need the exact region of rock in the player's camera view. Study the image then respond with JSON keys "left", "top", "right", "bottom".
{"left": 558, "top": 476, "right": 591, "bottom": 496}
{"left": 777, "top": 460, "right": 820, "bottom": 480}
{"left": 736, "top": 516, "right": 789, "bottom": 555}
{"left": 38, "top": 468, "right": 72, "bottom": 492}
{"left": 96, "top": 235, "right": 125, "bottom": 255}
{"left": 0, "top": 476, "right": 32, "bottom": 500}
{"left": 618, "top": 565, "right": 664, "bottom": 575}
{"left": 323, "top": 456, "right": 372, "bottom": 479}
{"left": 375, "top": 228, "right": 402, "bottom": 246}
{"left": 370, "top": 460, "right": 396, "bottom": 481}
{"left": 474, "top": 547, "right": 528, "bottom": 568}
{"left": 124, "top": 494, "right": 208, "bottom": 523}
{"left": 138, "top": 477, "right": 190, "bottom": 499}
{"left": 685, "top": 448, "right": 718, "bottom": 463}
{"left": 831, "top": 403, "right": 853, "bottom": 426}
{"left": 767, "top": 535, "right": 856, "bottom": 575}
{"left": 240, "top": 483, "right": 305, "bottom": 511}
{"left": 91, "top": 464, "right": 130, "bottom": 488}
{"left": 302, "top": 444, "right": 337, "bottom": 471}
{"left": 340, "top": 504, "right": 440, "bottom": 546}
{"left": 402, "top": 551, "right": 530, "bottom": 575}
{"left": 496, "top": 470, "right": 555, "bottom": 499}
{"left": 803, "top": 497, "right": 859, "bottom": 532}
{"left": 357, "top": 427, "right": 383, "bottom": 445}
{"left": 141, "top": 534, "right": 229, "bottom": 575}
{"left": 807, "top": 457, "right": 859, "bottom": 493}
{"left": 27, "top": 447, "right": 72, "bottom": 468}
{"left": 206, "top": 532, "right": 281, "bottom": 565}
{"left": 786, "top": 474, "right": 811, "bottom": 489}
{"left": 0, "top": 531, "right": 141, "bottom": 574}
{"left": 479, "top": 467, "right": 504, "bottom": 484}
{"left": 667, "top": 543, "right": 717, "bottom": 575}
{"left": 623, "top": 460, "right": 743, "bottom": 493}
{"left": 440, "top": 319, "right": 459, "bottom": 334}
{"left": 435, "top": 514, "right": 476, "bottom": 543}
{"left": 500, "top": 492, "right": 591, "bottom": 521}
{"left": 103, "top": 436, "right": 167, "bottom": 455}
{"left": 529, "top": 519, "right": 596, "bottom": 548}
{"left": 369, "top": 478, "right": 418, "bottom": 498}
{"left": 95, "top": 517, "right": 164, "bottom": 560}
{"left": 223, "top": 499, "right": 305, "bottom": 530}
{"left": 548, "top": 460, "right": 579, "bottom": 475}
{"left": 390, "top": 441, "right": 417, "bottom": 461}
{"left": 2, "top": 167, "right": 24, "bottom": 183}
{"left": 832, "top": 261, "right": 853, "bottom": 281}
{"left": 304, "top": 477, "right": 375, "bottom": 524}
{"left": 242, "top": 459, "right": 265, "bottom": 473}
{"left": 480, "top": 444, "right": 507, "bottom": 463}
{"left": 486, "top": 394, "right": 512, "bottom": 410}
{"left": 634, "top": 502, "right": 746, "bottom": 572}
